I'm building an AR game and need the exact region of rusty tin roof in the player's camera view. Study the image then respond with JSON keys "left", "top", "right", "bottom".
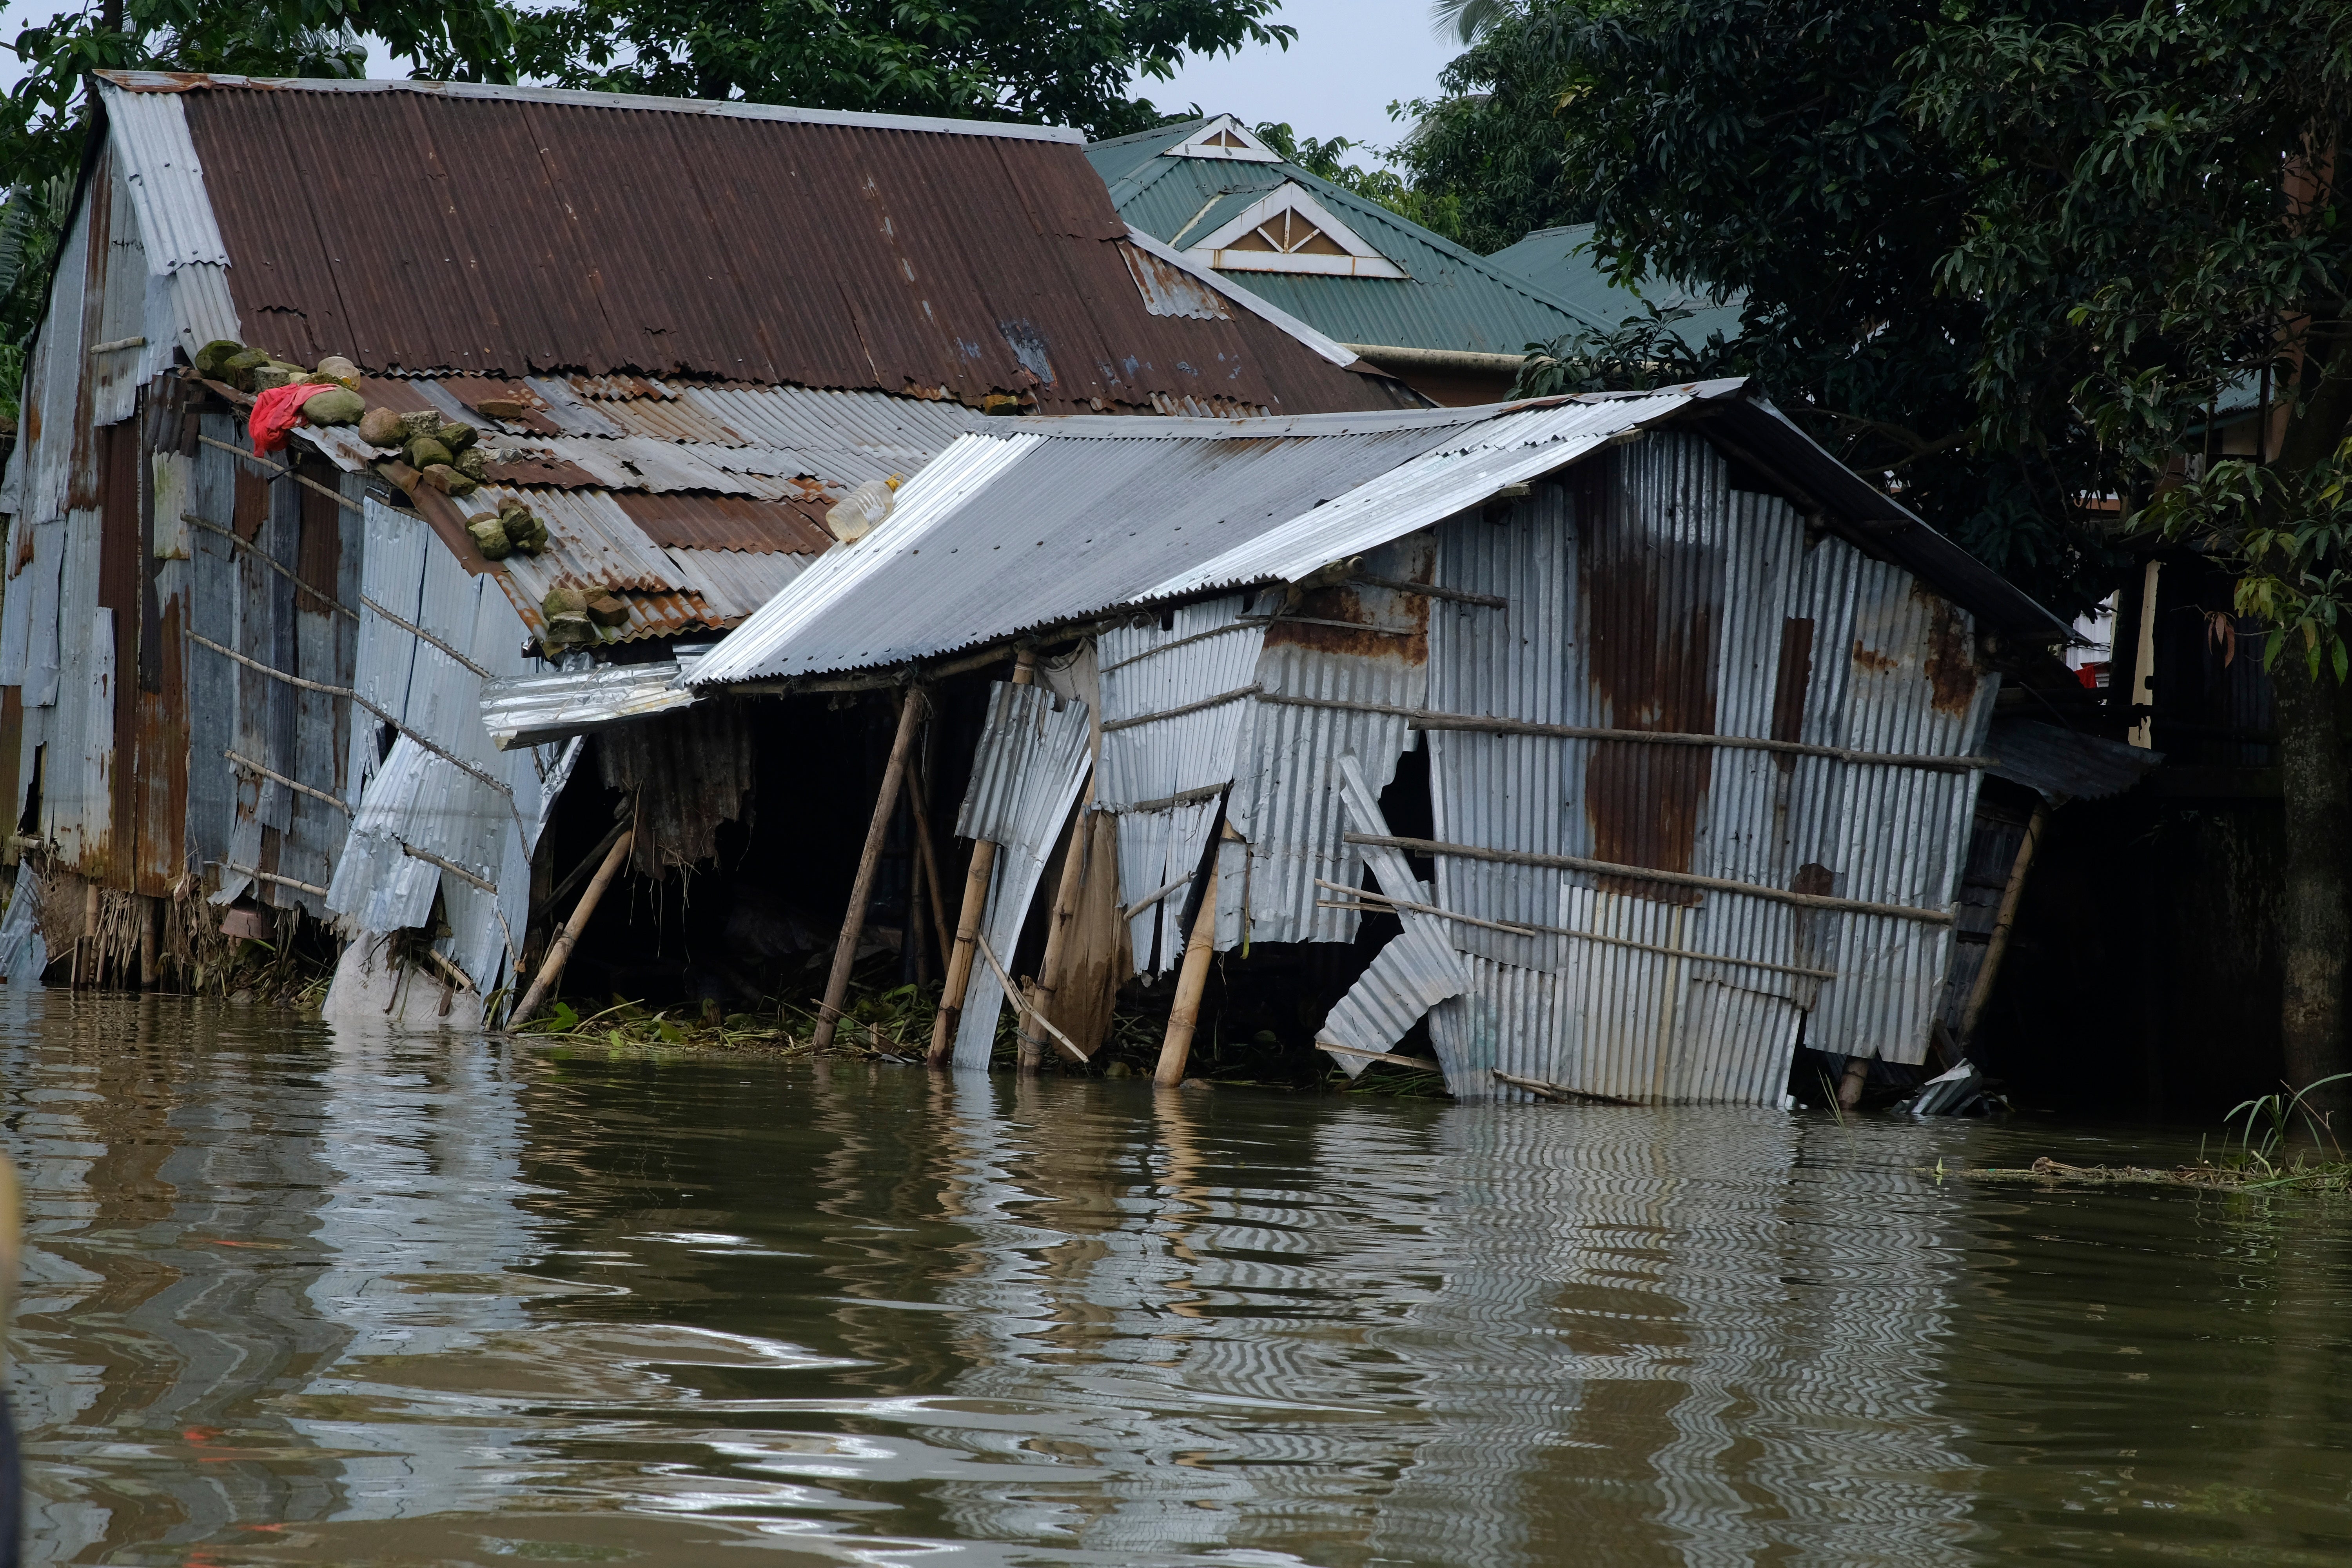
{"left": 98, "top": 73, "right": 1415, "bottom": 417}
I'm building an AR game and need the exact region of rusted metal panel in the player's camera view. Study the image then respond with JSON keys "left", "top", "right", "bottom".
{"left": 613, "top": 493, "right": 832, "bottom": 554}
{"left": 131, "top": 392, "right": 192, "bottom": 897}
{"left": 66, "top": 149, "right": 114, "bottom": 515}
{"left": 76, "top": 607, "right": 118, "bottom": 876}
{"left": 1118, "top": 240, "right": 1232, "bottom": 321}
{"left": 147, "top": 76, "right": 1407, "bottom": 416}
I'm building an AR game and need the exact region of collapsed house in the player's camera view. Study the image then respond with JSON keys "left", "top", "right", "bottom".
{"left": 0, "top": 72, "right": 1416, "bottom": 1019}
{"left": 594, "top": 381, "right": 2079, "bottom": 1103}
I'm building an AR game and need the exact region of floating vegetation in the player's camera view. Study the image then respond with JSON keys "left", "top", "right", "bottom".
{"left": 1973, "top": 1074, "right": 2352, "bottom": 1194}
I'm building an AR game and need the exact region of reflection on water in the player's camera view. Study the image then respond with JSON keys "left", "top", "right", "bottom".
{"left": 5, "top": 991, "right": 2351, "bottom": 1566}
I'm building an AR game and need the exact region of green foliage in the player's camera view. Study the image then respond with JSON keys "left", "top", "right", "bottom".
{"left": 1512, "top": 302, "right": 1739, "bottom": 397}
{"left": 1249, "top": 120, "right": 1461, "bottom": 243}
{"left": 511, "top": 0, "right": 1296, "bottom": 140}
{"left": 1910, "top": 0, "right": 2352, "bottom": 675}
{"left": 1430, "top": 0, "right": 1522, "bottom": 46}
{"left": 1390, "top": 4, "right": 1604, "bottom": 256}
{"left": 0, "top": 177, "right": 71, "bottom": 421}
{"left": 1401, "top": 0, "right": 2136, "bottom": 615}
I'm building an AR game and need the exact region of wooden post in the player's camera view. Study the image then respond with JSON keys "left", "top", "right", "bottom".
{"left": 1960, "top": 800, "right": 2050, "bottom": 1049}
{"left": 906, "top": 754, "right": 953, "bottom": 982}
{"left": 1838, "top": 1053, "right": 1872, "bottom": 1110}
{"left": 79, "top": 880, "right": 98, "bottom": 989}
{"left": 1154, "top": 853, "right": 1221, "bottom": 1088}
{"left": 813, "top": 685, "right": 927, "bottom": 1052}
{"left": 511, "top": 828, "right": 633, "bottom": 1025}
{"left": 1020, "top": 781, "right": 1096, "bottom": 1073}
{"left": 929, "top": 648, "right": 1037, "bottom": 1067}
{"left": 138, "top": 894, "right": 158, "bottom": 991}
{"left": 907, "top": 817, "right": 933, "bottom": 987}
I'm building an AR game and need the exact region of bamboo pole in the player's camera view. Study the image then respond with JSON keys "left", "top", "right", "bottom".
{"left": 138, "top": 895, "right": 158, "bottom": 991}
{"left": 908, "top": 816, "right": 934, "bottom": 987}
{"left": 1020, "top": 781, "right": 1096, "bottom": 1072}
{"left": 1959, "top": 801, "right": 2050, "bottom": 1049}
{"left": 511, "top": 828, "right": 633, "bottom": 1025}
{"left": 1154, "top": 853, "right": 1221, "bottom": 1088}
{"left": 929, "top": 648, "right": 1037, "bottom": 1067}
{"left": 906, "top": 753, "right": 953, "bottom": 981}
{"left": 813, "top": 686, "right": 927, "bottom": 1052}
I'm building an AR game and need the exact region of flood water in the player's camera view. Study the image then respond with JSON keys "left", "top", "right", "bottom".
{"left": 5, "top": 993, "right": 2352, "bottom": 1566}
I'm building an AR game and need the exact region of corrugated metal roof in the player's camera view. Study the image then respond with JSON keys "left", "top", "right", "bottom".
{"left": 100, "top": 69, "right": 1091, "bottom": 142}
{"left": 1092, "top": 120, "right": 1611, "bottom": 356}
{"left": 96, "top": 74, "right": 1413, "bottom": 417}
{"left": 692, "top": 380, "right": 2061, "bottom": 688}
{"left": 480, "top": 661, "right": 697, "bottom": 751}
{"left": 1486, "top": 223, "right": 1746, "bottom": 349}
{"left": 1985, "top": 717, "right": 2159, "bottom": 801}
{"left": 102, "top": 86, "right": 229, "bottom": 273}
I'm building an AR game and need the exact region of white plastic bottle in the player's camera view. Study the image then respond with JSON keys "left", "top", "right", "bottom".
{"left": 826, "top": 474, "right": 902, "bottom": 542}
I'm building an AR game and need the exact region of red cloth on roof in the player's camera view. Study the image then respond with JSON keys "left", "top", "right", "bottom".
{"left": 249, "top": 383, "right": 313, "bottom": 456}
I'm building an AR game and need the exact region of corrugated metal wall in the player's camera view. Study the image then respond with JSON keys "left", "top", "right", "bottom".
{"left": 324, "top": 497, "right": 572, "bottom": 995}
{"left": 1409, "top": 433, "right": 1994, "bottom": 1103}
{"left": 1096, "top": 595, "right": 1262, "bottom": 971}
{"left": 1220, "top": 535, "right": 1431, "bottom": 949}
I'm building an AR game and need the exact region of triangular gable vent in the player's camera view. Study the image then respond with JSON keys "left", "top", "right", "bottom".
{"left": 1187, "top": 183, "right": 1408, "bottom": 279}
{"left": 1165, "top": 114, "right": 1282, "bottom": 163}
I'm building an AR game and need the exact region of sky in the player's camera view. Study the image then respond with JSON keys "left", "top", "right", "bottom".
{"left": 1135, "top": 0, "right": 1453, "bottom": 164}
{"left": 0, "top": 0, "right": 1455, "bottom": 161}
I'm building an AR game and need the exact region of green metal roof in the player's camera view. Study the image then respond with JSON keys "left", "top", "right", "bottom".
{"left": 1088, "top": 120, "right": 1610, "bottom": 356}
{"left": 1486, "top": 223, "right": 1746, "bottom": 350}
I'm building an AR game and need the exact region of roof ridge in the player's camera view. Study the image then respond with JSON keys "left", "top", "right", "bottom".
{"left": 93, "top": 71, "right": 1087, "bottom": 145}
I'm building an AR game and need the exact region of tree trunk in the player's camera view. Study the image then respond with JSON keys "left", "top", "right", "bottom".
{"left": 2274, "top": 655, "right": 2352, "bottom": 1113}
{"left": 2267, "top": 319, "right": 2352, "bottom": 1117}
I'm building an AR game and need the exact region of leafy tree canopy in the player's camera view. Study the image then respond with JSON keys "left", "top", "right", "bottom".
{"left": 510, "top": 0, "right": 1293, "bottom": 140}
{"left": 1390, "top": 4, "right": 1597, "bottom": 256}
{"left": 1457, "top": 0, "right": 2122, "bottom": 614}
{"left": 1250, "top": 120, "right": 1461, "bottom": 242}
{"left": 1910, "top": 0, "right": 2352, "bottom": 675}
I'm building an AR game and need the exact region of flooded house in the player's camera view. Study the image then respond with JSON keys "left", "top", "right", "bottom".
{"left": 0, "top": 71, "right": 1416, "bottom": 1022}
{"left": 554, "top": 380, "right": 2082, "bottom": 1105}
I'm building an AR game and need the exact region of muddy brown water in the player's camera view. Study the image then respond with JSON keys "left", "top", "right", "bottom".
{"left": 5, "top": 992, "right": 2351, "bottom": 1566}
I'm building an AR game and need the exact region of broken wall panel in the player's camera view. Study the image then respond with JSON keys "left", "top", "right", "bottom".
{"left": 325, "top": 496, "right": 570, "bottom": 999}
{"left": 596, "top": 701, "right": 757, "bottom": 878}
{"left": 951, "top": 682, "right": 1092, "bottom": 1067}
{"left": 1220, "top": 533, "right": 1431, "bottom": 950}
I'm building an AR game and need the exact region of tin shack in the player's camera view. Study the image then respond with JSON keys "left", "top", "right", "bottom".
{"left": 632, "top": 382, "right": 2070, "bottom": 1103}
{"left": 0, "top": 71, "right": 1415, "bottom": 1019}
